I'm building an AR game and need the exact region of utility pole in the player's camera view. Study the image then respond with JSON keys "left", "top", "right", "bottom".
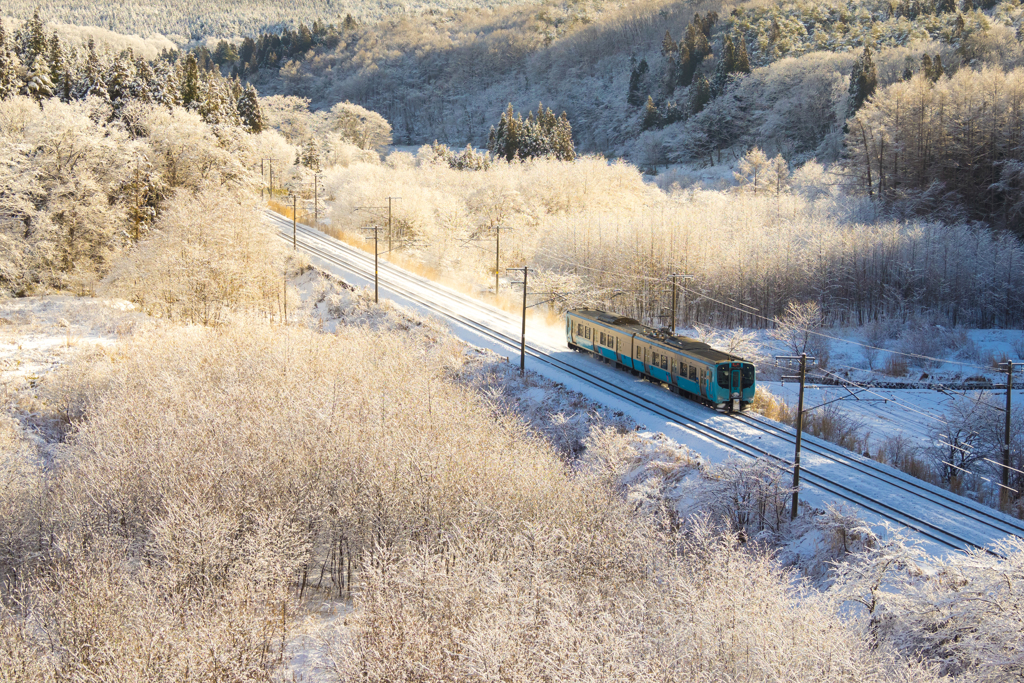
{"left": 999, "top": 361, "right": 1023, "bottom": 511}
{"left": 507, "top": 266, "right": 532, "bottom": 376}
{"left": 260, "top": 158, "right": 275, "bottom": 197}
{"left": 778, "top": 353, "right": 815, "bottom": 519}
{"left": 669, "top": 273, "right": 693, "bottom": 332}
{"left": 360, "top": 225, "right": 383, "bottom": 302}
{"left": 290, "top": 194, "right": 297, "bottom": 250}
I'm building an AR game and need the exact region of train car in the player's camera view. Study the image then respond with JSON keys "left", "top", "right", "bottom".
{"left": 566, "top": 308, "right": 756, "bottom": 411}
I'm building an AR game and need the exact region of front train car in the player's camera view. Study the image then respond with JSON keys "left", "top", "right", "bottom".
{"left": 712, "top": 360, "right": 756, "bottom": 412}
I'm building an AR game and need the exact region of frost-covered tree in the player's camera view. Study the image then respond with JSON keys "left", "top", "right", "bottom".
{"left": 765, "top": 153, "right": 790, "bottom": 196}
{"left": 331, "top": 100, "right": 391, "bottom": 152}
{"left": 734, "top": 147, "right": 770, "bottom": 193}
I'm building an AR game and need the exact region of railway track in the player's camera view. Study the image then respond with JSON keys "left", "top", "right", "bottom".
{"left": 269, "top": 212, "right": 1024, "bottom": 554}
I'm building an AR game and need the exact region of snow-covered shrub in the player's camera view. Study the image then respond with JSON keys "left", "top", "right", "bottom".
{"left": 804, "top": 403, "right": 866, "bottom": 453}
{"left": 326, "top": 506, "right": 938, "bottom": 682}
{"left": 833, "top": 530, "right": 1024, "bottom": 680}
{"left": 104, "top": 188, "right": 287, "bottom": 324}
{"left": 683, "top": 458, "right": 794, "bottom": 536}
{"left": 0, "top": 417, "right": 42, "bottom": 584}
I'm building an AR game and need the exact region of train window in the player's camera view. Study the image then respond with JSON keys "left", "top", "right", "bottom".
{"left": 599, "top": 332, "right": 604, "bottom": 345}
{"left": 635, "top": 346, "right": 641, "bottom": 358}
{"left": 742, "top": 364, "right": 755, "bottom": 388}
{"left": 577, "top": 323, "right": 583, "bottom": 336}
{"left": 688, "top": 365, "right": 697, "bottom": 381}
{"left": 652, "top": 352, "right": 658, "bottom": 366}
{"left": 586, "top": 327, "right": 591, "bottom": 340}
{"left": 717, "top": 365, "right": 730, "bottom": 388}
{"left": 661, "top": 355, "right": 668, "bottom": 370}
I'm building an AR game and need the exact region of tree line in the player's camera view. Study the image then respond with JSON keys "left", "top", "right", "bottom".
{"left": 0, "top": 13, "right": 265, "bottom": 132}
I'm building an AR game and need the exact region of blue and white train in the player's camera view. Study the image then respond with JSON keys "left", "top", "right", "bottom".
{"left": 566, "top": 308, "right": 756, "bottom": 411}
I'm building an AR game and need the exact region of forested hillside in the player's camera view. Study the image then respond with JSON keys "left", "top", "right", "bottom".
{"left": 232, "top": 0, "right": 1024, "bottom": 225}
{"left": 1, "top": 0, "right": 531, "bottom": 40}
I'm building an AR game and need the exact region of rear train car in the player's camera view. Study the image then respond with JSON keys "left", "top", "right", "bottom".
{"left": 566, "top": 308, "right": 756, "bottom": 411}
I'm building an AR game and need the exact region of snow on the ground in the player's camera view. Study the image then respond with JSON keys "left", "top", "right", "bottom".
{"left": 269, "top": 213, "right": 1024, "bottom": 560}
{"left": 0, "top": 296, "right": 148, "bottom": 387}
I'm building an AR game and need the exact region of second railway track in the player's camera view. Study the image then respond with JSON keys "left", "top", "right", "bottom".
{"left": 270, "top": 212, "right": 1024, "bottom": 555}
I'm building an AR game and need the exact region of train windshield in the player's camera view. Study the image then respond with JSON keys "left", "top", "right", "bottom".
{"left": 718, "top": 363, "right": 756, "bottom": 389}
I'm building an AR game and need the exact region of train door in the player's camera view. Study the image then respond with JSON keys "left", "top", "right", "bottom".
{"left": 730, "top": 365, "right": 742, "bottom": 411}
{"left": 699, "top": 369, "right": 707, "bottom": 398}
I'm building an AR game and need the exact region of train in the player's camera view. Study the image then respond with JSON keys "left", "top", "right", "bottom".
{"left": 566, "top": 308, "right": 756, "bottom": 411}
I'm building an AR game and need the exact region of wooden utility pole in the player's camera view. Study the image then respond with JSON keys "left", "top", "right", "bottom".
{"left": 1000, "top": 361, "right": 1023, "bottom": 510}
{"left": 291, "top": 195, "right": 297, "bottom": 250}
{"left": 778, "top": 353, "right": 815, "bottom": 519}
{"left": 360, "top": 225, "right": 383, "bottom": 302}
{"left": 507, "top": 266, "right": 531, "bottom": 376}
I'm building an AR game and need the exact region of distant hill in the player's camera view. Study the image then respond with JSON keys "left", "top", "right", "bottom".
{"left": 2, "top": 0, "right": 531, "bottom": 40}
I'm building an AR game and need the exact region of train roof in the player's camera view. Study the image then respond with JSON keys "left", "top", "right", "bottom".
{"left": 568, "top": 308, "right": 747, "bottom": 364}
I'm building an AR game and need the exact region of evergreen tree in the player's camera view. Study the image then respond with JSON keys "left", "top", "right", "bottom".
{"left": 699, "top": 11, "right": 718, "bottom": 37}
{"left": 0, "top": 19, "right": 19, "bottom": 100}
{"left": 487, "top": 103, "right": 574, "bottom": 161}
{"left": 627, "top": 57, "right": 649, "bottom": 106}
{"left": 22, "top": 53, "right": 54, "bottom": 103}
{"left": 107, "top": 51, "right": 134, "bottom": 104}
{"left": 237, "top": 84, "right": 265, "bottom": 132}
{"left": 642, "top": 95, "right": 662, "bottom": 130}
{"left": 676, "top": 43, "right": 694, "bottom": 87}
{"left": 47, "top": 33, "right": 64, "bottom": 87}
{"left": 180, "top": 52, "right": 201, "bottom": 109}
{"left": 488, "top": 103, "right": 521, "bottom": 161}
{"left": 721, "top": 35, "right": 737, "bottom": 74}
{"left": 661, "top": 30, "right": 678, "bottom": 57}
{"left": 732, "top": 35, "right": 751, "bottom": 74}
{"left": 25, "top": 10, "right": 47, "bottom": 64}
{"left": 847, "top": 47, "right": 877, "bottom": 117}
{"left": 74, "top": 39, "right": 108, "bottom": 101}
{"left": 300, "top": 138, "right": 321, "bottom": 170}
{"left": 131, "top": 57, "right": 155, "bottom": 102}
{"left": 689, "top": 74, "right": 711, "bottom": 115}
{"left": 551, "top": 112, "right": 575, "bottom": 161}
{"left": 151, "top": 59, "right": 181, "bottom": 107}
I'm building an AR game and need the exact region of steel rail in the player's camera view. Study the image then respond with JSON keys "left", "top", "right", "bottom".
{"left": 269, "top": 212, "right": 1011, "bottom": 554}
